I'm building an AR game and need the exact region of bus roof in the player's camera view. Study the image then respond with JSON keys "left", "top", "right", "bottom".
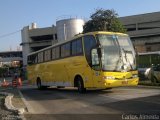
{"left": 82, "top": 31, "right": 128, "bottom": 36}
{"left": 28, "top": 31, "right": 128, "bottom": 56}
{"left": 138, "top": 51, "right": 160, "bottom": 55}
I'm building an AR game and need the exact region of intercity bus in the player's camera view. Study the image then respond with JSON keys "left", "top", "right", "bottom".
{"left": 138, "top": 51, "right": 160, "bottom": 68}
{"left": 27, "top": 31, "right": 139, "bottom": 93}
{"left": 137, "top": 51, "right": 160, "bottom": 81}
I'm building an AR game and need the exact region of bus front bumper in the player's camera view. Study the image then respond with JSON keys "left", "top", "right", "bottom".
{"left": 104, "top": 77, "right": 139, "bottom": 88}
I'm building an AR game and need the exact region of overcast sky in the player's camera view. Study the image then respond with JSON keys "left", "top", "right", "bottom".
{"left": 0, "top": 0, "right": 160, "bottom": 52}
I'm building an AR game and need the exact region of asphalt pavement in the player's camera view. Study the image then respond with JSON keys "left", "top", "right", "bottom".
{"left": 19, "top": 86, "right": 160, "bottom": 120}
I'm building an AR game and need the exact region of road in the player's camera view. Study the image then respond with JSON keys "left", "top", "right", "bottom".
{"left": 20, "top": 86, "right": 160, "bottom": 120}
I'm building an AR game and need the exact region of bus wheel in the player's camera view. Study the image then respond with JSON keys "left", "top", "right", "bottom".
{"left": 57, "top": 86, "right": 65, "bottom": 88}
{"left": 37, "top": 79, "right": 42, "bottom": 90}
{"left": 77, "top": 77, "right": 86, "bottom": 93}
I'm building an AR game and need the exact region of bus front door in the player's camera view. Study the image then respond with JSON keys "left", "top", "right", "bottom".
{"left": 91, "top": 49, "right": 103, "bottom": 88}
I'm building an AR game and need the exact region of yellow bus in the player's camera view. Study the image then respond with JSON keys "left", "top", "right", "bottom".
{"left": 27, "top": 31, "right": 139, "bottom": 93}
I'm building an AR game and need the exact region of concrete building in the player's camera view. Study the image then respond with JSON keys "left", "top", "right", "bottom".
{"left": 21, "top": 18, "right": 85, "bottom": 65}
{"left": 120, "top": 12, "right": 160, "bottom": 53}
{"left": 21, "top": 24, "right": 56, "bottom": 66}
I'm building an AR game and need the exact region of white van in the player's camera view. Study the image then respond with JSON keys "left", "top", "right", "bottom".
{"left": 145, "top": 64, "right": 160, "bottom": 83}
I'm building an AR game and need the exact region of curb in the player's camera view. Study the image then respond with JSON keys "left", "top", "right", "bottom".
{"left": 0, "top": 92, "right": 26, "bottom": 120}
{"left": 18, "top": 90, "right": 35, "bottom": 113}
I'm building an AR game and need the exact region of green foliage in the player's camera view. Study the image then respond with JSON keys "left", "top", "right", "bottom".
{"left": 0, "top": 67, "right": 7, "bottom": 77}
{"left": 83, "top": 8, "right": 126, "bottom": 33}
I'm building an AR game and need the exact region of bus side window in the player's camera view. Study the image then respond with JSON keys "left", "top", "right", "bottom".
{"left": 44, "top": 49, "right": 51, "bottom": 62}
{"left": 55, "top": 47, "right": 60, "bottom": 59}
{"left": 38, "top": 52, "right": 44, "bottom": 63}
{"left": 76, "top": 39, "right": 83, "bottom": 54}
{"left": 52, "top": 48, "right": 56, "bottom": 60}
{"left": 27, "top": 56, "right": 32, "bottom": 65}
{"left": 84, "top": 35, "right": 97, "bottom": 66}
{"left": 34, "top": 54, "right": 38, "bottom": 64}
{"left": 28, "top": 54, "right": 37, "bottom": 65}
{"left": 71, "top": 38, "right": 83, "bottom": 56}
{"left": 157, "top": 65, "right": 160, "bottom": 71}
{"left": 65, "top": 43, "right": 71, "bottom": 57}
{"left": 72, "top": 40, "right": 77, "bottom": 55}
{"left": 61, "top": 43, "right": 71, "bottom": 58}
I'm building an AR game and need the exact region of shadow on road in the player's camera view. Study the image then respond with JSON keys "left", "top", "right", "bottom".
{"left": 44, "top": 87, "right": 113, "bottom": 94}
{"left": 20, "top": 86, "right": 113, "bottom": 101}
{"left": 100, "top": 94, "right": 160, "bottom": 114}
{"left": 22, "top": 87, "right": 160, "bottom": 119}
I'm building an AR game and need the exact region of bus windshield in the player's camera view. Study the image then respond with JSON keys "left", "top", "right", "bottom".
{"left": 97, "top": 34, "right": 136, "bottom": 71}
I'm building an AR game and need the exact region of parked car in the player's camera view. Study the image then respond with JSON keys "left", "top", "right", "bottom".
{"left": 138, "top": 68, "right": 148, "bottom": 80}
{"left": 145, "top": 64, "right": 160, "bottom": 83}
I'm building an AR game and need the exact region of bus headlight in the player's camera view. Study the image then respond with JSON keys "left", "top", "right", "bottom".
{"left": 132, "top": 74, "right": 138, "bottom": 78}
{"left": 103, "top": 76, "right": 115, "bottom": 80}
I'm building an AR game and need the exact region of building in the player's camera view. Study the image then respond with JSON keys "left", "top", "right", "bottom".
{"left": 120, "top": 12, "right": 160, "bottom": 53}
{"left": 21, "top": 23, "right": 57, "bottom": 66}
{"left": 21, "top": 18, "right": 85, "bottom": 65}
{"left": 0, "top": 51, "right": 22, "bottom": 68}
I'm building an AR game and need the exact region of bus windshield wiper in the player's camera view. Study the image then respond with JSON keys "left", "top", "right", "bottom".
{"left": 122, "top": 48, "right": 133, "bottom": 70}
{"left": 113, "top": 35, "right": 124, "bottom": 71}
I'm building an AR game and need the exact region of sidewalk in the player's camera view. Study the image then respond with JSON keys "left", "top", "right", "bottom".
{"left": 138, "top": 80, "right": 160, "bottom": 88}
{"left": 0, "top": 82, "right": 27, "bottom": 120}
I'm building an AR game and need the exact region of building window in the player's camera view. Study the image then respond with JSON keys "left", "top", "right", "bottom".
{"left": 55, "top": 34, "right": 57, "bottom": 40}
{"left": 146, "top": 46, "right": 151, "bottom": 52}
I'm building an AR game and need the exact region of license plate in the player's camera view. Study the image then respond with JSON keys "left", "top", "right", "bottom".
{"left": 122, "top": 81, "right": 128, "bottom": 85}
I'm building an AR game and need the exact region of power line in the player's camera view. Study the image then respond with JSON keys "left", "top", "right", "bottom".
{"left": 0, "top": 30, "right": 21, "bottom": 39}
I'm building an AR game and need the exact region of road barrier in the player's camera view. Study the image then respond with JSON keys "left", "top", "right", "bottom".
{"left": 1, "top": 78, "right": 10, "bottom": 87}
{"left": 17, "top": 77, "right": 22, "bottom": 87}
{"left": 12, "top": 78, "right": 17, "bottom": 87}
{"left": 12, "top": 77, "right": 22, "bottom": 88}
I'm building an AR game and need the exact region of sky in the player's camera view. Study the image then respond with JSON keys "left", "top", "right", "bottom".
{"left": 0, "top": 0, "right": 160, "bottom": 52}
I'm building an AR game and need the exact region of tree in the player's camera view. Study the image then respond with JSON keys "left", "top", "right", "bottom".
{"left": 0, "top": 67, "right": 8, "bottom": 77}
{"left": 83, "top": 9, "right": 126, "bottom": 33}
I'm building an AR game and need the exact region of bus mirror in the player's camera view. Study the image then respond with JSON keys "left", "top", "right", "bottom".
{"left": 97, "top": 48, "right": 102, "bottom": 58}
{"left": 91, "top": 49, "right": 100, "bottom": 66}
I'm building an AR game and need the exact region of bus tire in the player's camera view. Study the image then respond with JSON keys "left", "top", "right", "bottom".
{"left": 105, "top": 88, "right": 112, "bottom": 90}
{"left": 57, "top": 86, "right": 65, "bottom": 88}
{"left": 77, "top": 77, "right": 86, "bottom": 93}
{"left": 37, "top": 78, "right": 42, "bottom": 90}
